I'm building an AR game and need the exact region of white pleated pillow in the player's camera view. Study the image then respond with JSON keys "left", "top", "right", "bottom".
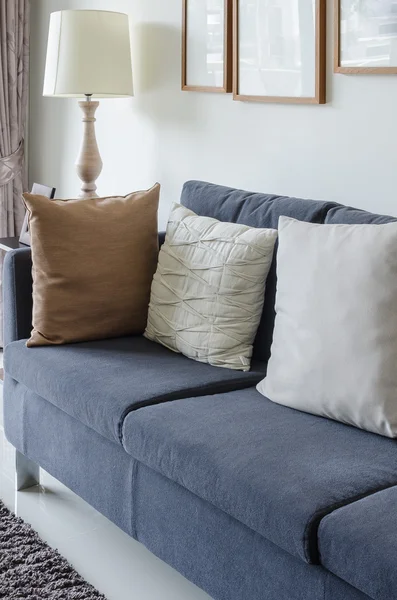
{"left": 144, "top": 203, "right": 278, "bottom": 371}
{"left": 257, "top": 216, "right": 397, "bottom": 438}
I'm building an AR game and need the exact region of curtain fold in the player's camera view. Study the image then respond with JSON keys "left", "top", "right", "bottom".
{"left": 0, "top": 0, "right": 30, "bottom": 347}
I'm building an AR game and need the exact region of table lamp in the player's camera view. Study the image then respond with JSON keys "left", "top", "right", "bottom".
{"left": 43, "top": 10, "right": 133, "bottom": 199}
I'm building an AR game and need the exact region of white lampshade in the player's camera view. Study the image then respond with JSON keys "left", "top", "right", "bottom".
{"left": 43, "top": 10, "right": 133, "bottom": 98}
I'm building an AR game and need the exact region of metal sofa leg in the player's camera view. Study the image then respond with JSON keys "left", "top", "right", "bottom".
{"left": 15, "top": 451, "right": 40, "bottom": 491}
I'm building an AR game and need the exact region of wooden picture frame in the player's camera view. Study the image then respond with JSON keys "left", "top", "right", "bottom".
{"left": 233, "top": 0, "right": 326, "bottom": 104}
{"left": 19, "top": 183, "right": 56, "bottom": 246}
{"left": 335, "top": 0, "right": 397, "bottom": 74}
{"left": 182, "top": 0, "right": 233, "bottom": 93}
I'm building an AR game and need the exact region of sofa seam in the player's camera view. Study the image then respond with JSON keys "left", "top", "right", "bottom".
{"left": 10, "top": 253, "right": 19, "bottom": 343}
{"left": 130, "top": 459, "right": 139, "bottom": 539}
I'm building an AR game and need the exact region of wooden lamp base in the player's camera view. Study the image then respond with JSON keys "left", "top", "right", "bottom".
{"left": 75, "top": 97, "right": 103, "bottom": 199}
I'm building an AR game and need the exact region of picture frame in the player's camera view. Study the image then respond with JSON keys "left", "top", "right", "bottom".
{"left": 182, "top": 0, "right": 233, "bottom": 93}
{"left": 335, "top": 0, "right": 397, "bottom": 74}
{"left": 19, "top": 182, "right": 56, "bottom": 246}
{"left": 233, "top": 0, "right": 326, "bottom": 104}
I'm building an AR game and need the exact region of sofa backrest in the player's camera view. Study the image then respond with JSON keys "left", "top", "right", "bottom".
{"left": 180, "top": 181, "right": 339, "bottom": 363}
{"left": 325, "top": 205, "right": 396, "bottom": 225}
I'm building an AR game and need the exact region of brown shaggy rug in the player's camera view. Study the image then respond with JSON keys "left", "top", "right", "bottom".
{"left": 0, "top": 501, "right": 106, "bottom": 599}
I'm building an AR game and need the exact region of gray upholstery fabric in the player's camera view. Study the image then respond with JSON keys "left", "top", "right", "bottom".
{"left": 3, "top": 375, "right": 369, "bottom": 600}
{"left": 3, "top": 249, "right": 33, "bottom": 346}
{"left": 135, "top": 462, "right": 370, "bottom": 600}
{"left": 180, "top": 181, "right": 338, "bottom": 229}
{"left": 319, "top": 486, "right": 397, "bottom": 600}
{"left": 3, "top": 376, "right": 136, "bottom": 535}
{"left": 122, "top": 387, "right": 397, "bottom": 564}
{"left": 180, "top": 181, "right": 339, "bottom": 362}
{"left": 325, "top": 205, "right": 397, "bottom": 225}
{"left": 4, "top": 336, "right": 265, "bottom": 444}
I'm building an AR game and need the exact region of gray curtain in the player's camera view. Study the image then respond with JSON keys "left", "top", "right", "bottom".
{"left": 0, "top": 0, "right": 30, "bottom": 347}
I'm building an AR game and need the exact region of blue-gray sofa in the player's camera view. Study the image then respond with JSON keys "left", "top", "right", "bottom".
{"left": 3, "top": 181, "right": 397, "bottom": 600}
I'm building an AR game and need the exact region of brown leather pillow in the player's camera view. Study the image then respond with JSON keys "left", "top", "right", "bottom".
{"left": 23, "top": 184, "right": 160, "bottom": 347}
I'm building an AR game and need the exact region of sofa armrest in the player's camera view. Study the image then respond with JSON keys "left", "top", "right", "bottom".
{"left": 3, "top": 248, "right": 33, "bottom": 346}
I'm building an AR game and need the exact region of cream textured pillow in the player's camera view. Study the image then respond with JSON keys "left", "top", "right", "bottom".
{"left": 24, "top": 185, "right": 160, "bottom": 347}
{"left": 144, "top": 203, "right": 277, "bottom": 371}
{"left": 257, "top": 216, "right": 397, "bottom": 438}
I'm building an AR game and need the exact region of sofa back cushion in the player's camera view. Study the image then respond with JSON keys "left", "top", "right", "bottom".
{"left": 180, "top": 181, "right": 338, "bottom": 362}
{"left": 325, "top": 204, "right": 397, "bottom": 225}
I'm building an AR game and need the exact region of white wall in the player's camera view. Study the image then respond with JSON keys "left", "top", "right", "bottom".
{"left": 30, "top": 0, "right": 397, "bottom": 229}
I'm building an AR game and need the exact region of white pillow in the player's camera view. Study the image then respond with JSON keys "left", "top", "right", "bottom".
{"left": 145, "top": 203, "right": 277, "bottom": 371}
{"left": 257, "top": 216, "right": 397, "bottom": 438}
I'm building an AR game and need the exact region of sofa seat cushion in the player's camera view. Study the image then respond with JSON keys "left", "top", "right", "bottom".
{"left": 121, "top": 388, "right": 397, "bottom": 565}
{"left": 4, "top": 336, "right": 265, "bottom": 445}
{"left": 319, "top": 486, "right": 397, "bottom": 600}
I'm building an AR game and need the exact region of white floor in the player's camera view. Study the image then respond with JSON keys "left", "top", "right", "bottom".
{"left": 0, "top": 367, "right": 211, "bottom": 600}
